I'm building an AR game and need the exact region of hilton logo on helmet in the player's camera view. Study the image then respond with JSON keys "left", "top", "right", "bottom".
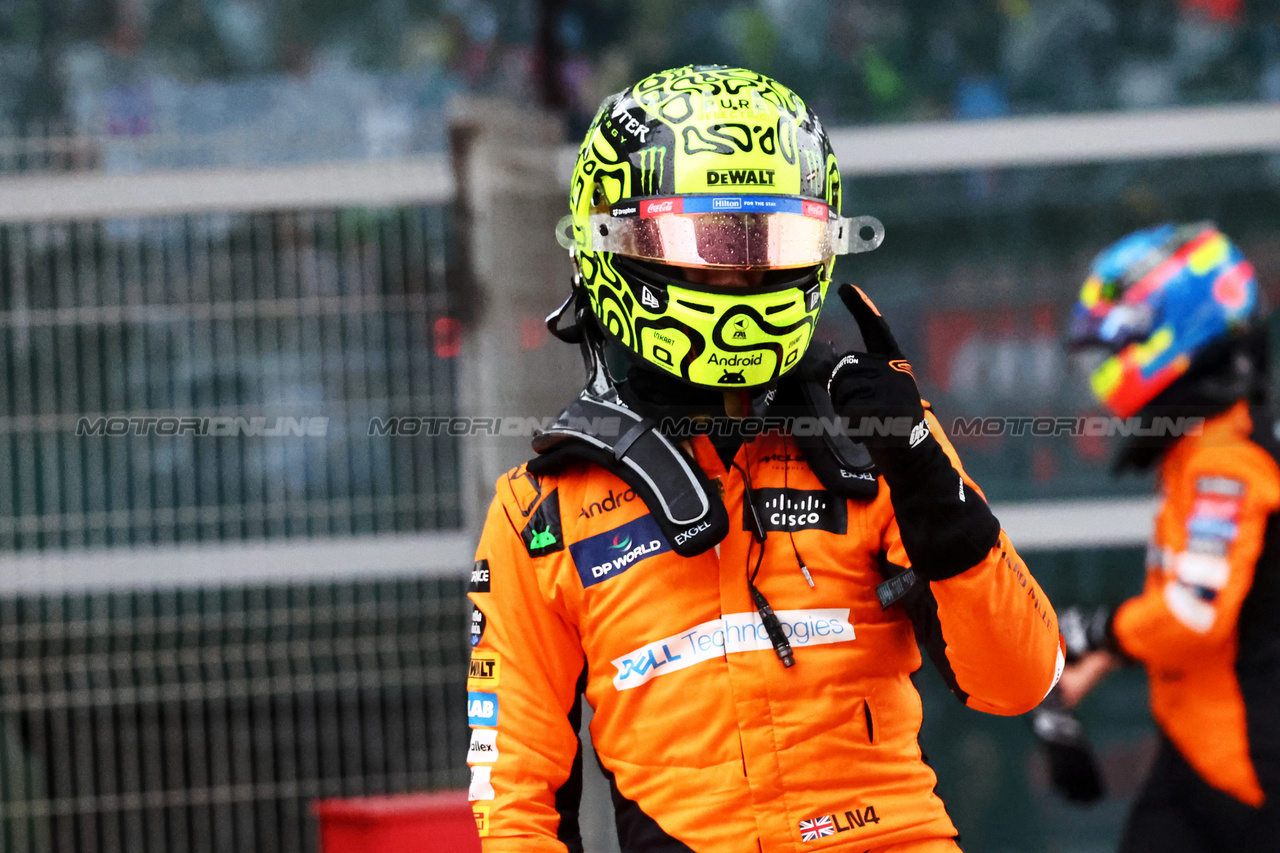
{"left": 706, "top": 169, "right": 775, "bottom": 187}
{"left": 749, "top": 488, "right": 848, "bottom": 534}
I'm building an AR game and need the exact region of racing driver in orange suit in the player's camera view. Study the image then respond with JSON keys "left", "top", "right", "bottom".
{"left": 464, "top": 66, "right": 1064, "bottom": 853}
{"left": 1059, "top": 223, "right": 1280, "bottom": 851}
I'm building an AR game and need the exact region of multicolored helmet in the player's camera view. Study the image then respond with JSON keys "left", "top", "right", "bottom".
{"left": 556, "top": 65, "right": 882, "bottom": 390}
{"left": 1069, "top": 223, "right": 1259, "bottom": 418}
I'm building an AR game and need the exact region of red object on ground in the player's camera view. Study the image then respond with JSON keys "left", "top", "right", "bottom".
{"left": 314, "top": 792, "right": 481, "bottom": 853}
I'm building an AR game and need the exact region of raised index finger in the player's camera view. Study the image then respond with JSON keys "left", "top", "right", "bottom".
{"left": 836, "top": 283, "right": 903, "bottom": 359}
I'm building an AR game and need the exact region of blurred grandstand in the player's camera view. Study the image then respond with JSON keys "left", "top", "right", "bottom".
{"left": 0, "top": 2, "right": 1278, "bottom": 852}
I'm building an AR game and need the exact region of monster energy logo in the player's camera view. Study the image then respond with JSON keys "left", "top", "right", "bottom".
{"left": 639, "top": 147, "right": 666, "bottom": 195}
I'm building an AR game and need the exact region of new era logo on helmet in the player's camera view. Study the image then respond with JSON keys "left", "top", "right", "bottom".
{"left": 641, "top": 287, "right": 660, "bottom": 309}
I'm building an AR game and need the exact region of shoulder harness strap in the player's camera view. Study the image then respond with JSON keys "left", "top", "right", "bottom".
{"left": 529, "top": 393, "right": 730, "bottom": 557}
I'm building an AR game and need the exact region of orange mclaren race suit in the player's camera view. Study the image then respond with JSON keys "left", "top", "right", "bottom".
{"left": 465, "top": 411, "right": 1063, "bottom": 853}
{"left": 1111, "top": 401, "right": 1280, "bottom": 819}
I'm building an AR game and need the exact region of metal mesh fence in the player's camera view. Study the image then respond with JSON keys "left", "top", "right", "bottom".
{"left": 0, "top": 575, "right": 471, "bottom": 853}
{"left": 0, "top": 206, "right": 462, "bottom": 552}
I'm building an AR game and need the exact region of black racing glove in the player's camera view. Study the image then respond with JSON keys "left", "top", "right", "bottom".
{"left": 828, "top": 284, "right": 1000, "bottom": 581}
{"left": 1029, "top": 688, "right": 1107, "bottom": 804}
{"left": 826, "top": 287, "right": 926, "bottom": 452}
{"left": 1058, "top": 605, "right": 1116, "bottom": 663}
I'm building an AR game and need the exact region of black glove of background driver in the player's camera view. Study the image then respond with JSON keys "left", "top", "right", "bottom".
{"left": 1030, "top": 688, "right": 1108, "bottom": 804}
{"left": 828, "top": 284, "right": 1001, "bottom": 581}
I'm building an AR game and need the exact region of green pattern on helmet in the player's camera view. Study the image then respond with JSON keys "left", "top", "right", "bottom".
{"left": 566, "top": 65, "right": 845, "bottom": 390}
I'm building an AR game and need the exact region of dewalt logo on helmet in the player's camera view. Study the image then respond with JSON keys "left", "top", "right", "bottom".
{"left": 706, "top": 169, "right": 775, "bottom": 187}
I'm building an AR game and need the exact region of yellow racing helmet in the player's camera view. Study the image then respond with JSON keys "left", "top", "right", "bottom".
{"left": 556, "top": 65, "right": 882, "bottom": 390}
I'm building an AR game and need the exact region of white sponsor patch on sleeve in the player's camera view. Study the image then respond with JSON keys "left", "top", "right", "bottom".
{"left": 468, "top": 765, "right": 495, "bottom": 801}
{"left": 1196, "top": 476, "right": 1244, "bottom": 497}
{"left": 1186, "top": 537, "right": 1228, "bottom": 556}
{"left": 1165, "top": 581, "right": 1216, "bottom": 633}
{"left": 1174, "top": 551, "right": 1230, "bottom": 591}
{"left": 1043, "top": 644, "right": 1066, "bottom": 700}
{"left": 611, "top": 608, "right": 855, "bottom": 691}
{"left": 467, "top": 728, "right": 498, "bottom": 765}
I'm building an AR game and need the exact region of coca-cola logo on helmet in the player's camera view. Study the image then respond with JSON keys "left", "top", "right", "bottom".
{"left": 640, "top": 198, "right": 683, "bottom": 218}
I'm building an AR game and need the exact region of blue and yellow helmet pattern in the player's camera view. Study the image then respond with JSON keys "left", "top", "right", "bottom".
{"left": 1069, "top": 223, "right": 1258, "bottom": 418}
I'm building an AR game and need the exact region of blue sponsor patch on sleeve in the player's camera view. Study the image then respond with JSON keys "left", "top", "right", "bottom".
{"left": 569, "top": 514, "right": 671, "bottom": 588}
{"left": 468, "top": 691, "right": 499, "bottom": 727}
{"left": 1186, "top": 516, "right": 1239, "bottom": 543}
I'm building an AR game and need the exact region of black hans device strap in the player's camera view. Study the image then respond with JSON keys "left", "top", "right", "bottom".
{"left": 529, "top": 393, "right": 729, "bottom": 557}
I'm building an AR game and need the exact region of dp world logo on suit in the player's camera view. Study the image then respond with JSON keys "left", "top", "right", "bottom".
{"left": 569, "top": 515, "right": 672, "bottom": 588}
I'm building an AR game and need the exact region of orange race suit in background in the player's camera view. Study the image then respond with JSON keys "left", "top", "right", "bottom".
{"left": 1112, "top": 400, "right": 1280, "bottom": 810}
{"left": 465, "top": 411, "right": 1063, "bottom": 853}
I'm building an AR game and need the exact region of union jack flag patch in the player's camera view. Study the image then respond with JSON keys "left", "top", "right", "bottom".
{"left": 799, "top": 814, "right": 835, "bottom": 842}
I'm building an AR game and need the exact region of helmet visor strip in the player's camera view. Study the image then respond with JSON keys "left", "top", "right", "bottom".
{"left": 556, "top": 196, "right": 883, "bottom": 267}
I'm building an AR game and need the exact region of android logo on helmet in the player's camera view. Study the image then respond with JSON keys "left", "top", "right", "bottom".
{"left": 555, "top": 65, "right": 884, "bottom": 391}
